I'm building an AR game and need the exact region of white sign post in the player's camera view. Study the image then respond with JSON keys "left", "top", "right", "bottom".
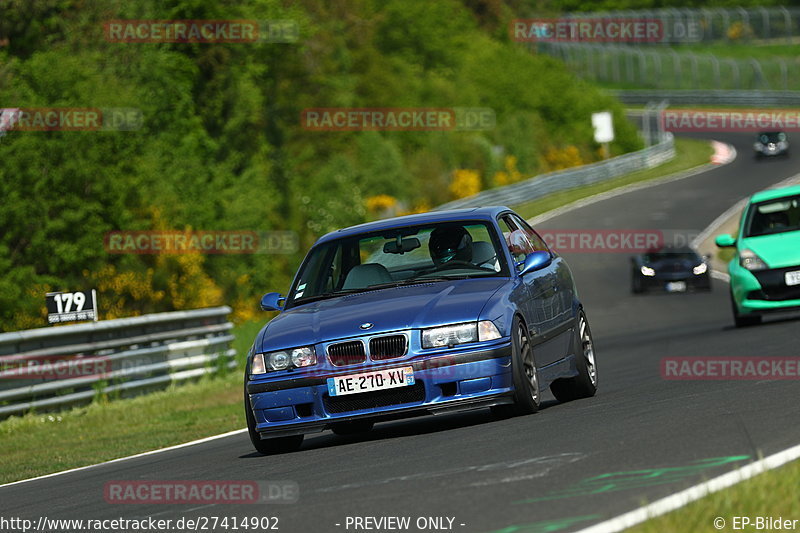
{"left": 592, "top": 111, "right": 614, "bottom": 159}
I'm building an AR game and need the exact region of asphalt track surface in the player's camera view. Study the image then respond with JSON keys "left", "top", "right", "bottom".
{"left": 3, "top": 133, "right": 800, "bottom": 533}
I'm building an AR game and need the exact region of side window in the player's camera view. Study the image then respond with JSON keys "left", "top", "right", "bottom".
{"left": 498, "top": 215, "right": 534, "bottom": 265}
{"left": 510, "top": 214, "right": 551, "bottom": 253}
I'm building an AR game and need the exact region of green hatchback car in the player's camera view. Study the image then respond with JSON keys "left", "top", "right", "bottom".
{"left": 716, "top": 184, "right": 800, "bottom": 327}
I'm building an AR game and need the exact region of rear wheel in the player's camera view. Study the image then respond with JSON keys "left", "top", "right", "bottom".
{"left": 331, "top": 420, "right": 374, "bottom": 436}
{"left": 550, "top": 310, "right": 598, "bottom": 402}
{"left": 492, "top": 317, "right": 539, "bottom": 417}
{"left": 731, "top": 290, "right": 761, "bottom": 327}
{"left": 244, "top": 388, "right": 304, "bottom": 455}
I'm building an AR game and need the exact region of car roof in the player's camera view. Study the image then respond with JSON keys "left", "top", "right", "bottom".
{"left": 316, "top": 206, "right": 511, "bottom": 244}
{"left": 749, "top": 184, "right": 800, "bottom": 204}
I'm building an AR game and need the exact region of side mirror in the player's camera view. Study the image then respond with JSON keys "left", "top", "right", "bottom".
{"left": 260, "top": 292, "right": 285, "bottom": 312}
{"left": 714, "top": 234, "right": 736, "bottom": 248}
{"left": 519, "top": 251, "right": 552, "bottom": 276}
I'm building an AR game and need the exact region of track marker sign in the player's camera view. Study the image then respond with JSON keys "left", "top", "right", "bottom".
{"left": 46, "top": 290, "right": 98, "bottom": 324}
{"left": 592, "top": 111, "right": 614, "bottom": 159}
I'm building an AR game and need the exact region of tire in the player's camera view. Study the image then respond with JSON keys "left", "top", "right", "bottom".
{"left": 631, "top": 271, "right": 645, "bottom": 294}
{"left": 331, "top": 420, "right": 374, "bottom": 436}
{"left": 731, "top": 290, "right": 761, "bottom": 328}
{"left": 492, "top": 316, "right": 540, "bottom": 417}
{"left": 244, "top": 388, "right": 304, "bottom": 455}
{"left": 550, "top": 310, "right": 598, "bottom": 403}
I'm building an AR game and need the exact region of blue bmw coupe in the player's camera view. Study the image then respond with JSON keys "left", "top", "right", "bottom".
{"left": 244, "top": 207, "right": 597, "bottom": 454}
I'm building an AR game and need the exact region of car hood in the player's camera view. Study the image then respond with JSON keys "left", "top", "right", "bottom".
{"left": 648, "top": 258, "right": 698, "bottom": 271}
{"left": 740, "top": 231, "right": 800, "bottom": 269}
{"left": 257, "top": 278, "right": 509, "bottom": 351}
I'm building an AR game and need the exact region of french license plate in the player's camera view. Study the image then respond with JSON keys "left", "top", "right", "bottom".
{"left": 786, "top": 270, "right": 800, "bottom": 286}
{"left": 327, "top": 367, "right": 415, "bottom": 397}
{"left": 666, "top": 281, "right": 687, "bottom": 292}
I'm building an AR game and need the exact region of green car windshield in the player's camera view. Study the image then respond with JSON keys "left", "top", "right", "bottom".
{"left": 287, "top": 221, "right": 509, "bottom": 306}
{"left": 744, "top": 194, "right": 800, "bottom": 237}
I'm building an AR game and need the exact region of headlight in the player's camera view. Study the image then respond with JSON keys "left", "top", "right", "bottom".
{"left": 422, "top": 321, "right": 503, "bottom": 348}
{"left": 739, "top": 249, "right": 768, "bottom": 271}
{"left": 778, "top": 141, "right": 788, "bottom": 150}
{"left": 693, "top": 263, "right": 708, "bottom": 275}
{"left": 252, "top": 346, "right": 317, "bottom": 374}
{"left": 422, "top": 323, "right": 476, "bottom": 348}
{"left": 291, "top": 347, "right": 316, "bottom": 367}
{"left": 640, "top": 266, "right": 656, "bottom": 276}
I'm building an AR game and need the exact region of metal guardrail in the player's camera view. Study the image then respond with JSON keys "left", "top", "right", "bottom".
{"left": 435, "top": 133, "right": 674, "bottom": 211}
{"left": 0, "top": 306, "right": 235, "bottom": 418}
{"left": 550, "top": 7, "right": 800, "bottom": 43}
{"left": 539, "top": 42, "right": 800, "bottom": 91}
{"left": 611, "top": 90, "right": 800, "bottom": 107}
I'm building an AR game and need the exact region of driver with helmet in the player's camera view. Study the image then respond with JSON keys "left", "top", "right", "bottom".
{"left": 428, "top": 225, "right": 473, "bottom": 267}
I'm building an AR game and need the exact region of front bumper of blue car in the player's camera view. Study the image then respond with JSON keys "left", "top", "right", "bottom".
{"left": 245, "top": 342, "right": 514, "bottom": 438}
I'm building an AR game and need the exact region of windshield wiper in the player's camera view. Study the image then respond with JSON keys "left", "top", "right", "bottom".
{"left": 292, "top": 288, "right": 369, "bottom": 304}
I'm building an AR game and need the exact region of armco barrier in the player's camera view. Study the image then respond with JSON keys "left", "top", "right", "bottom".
{"left": 435, "top": 133, "right": 674, "bottom": 211}
{"left": 0, "top": 306, "right": 235, "bottom": 418}
{"left": 612, "top": 90, "right": 800, "bottom": 107}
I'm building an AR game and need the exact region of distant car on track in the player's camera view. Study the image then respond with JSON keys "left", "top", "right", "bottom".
{"left": 244, "top": 207, "right": 598, "bottom": 454}
{"left": 631, "top": 245, "right": 711, "bottom": 294}
{"left": 754, "top": 131, "right": 789, "bottom": 158}
{"left": 716, "top": 184, "right": 800, "bottom": 327}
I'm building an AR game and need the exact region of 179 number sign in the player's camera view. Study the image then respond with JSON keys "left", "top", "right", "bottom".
{"left": 46, "top": 290, "right": 98, "bottom": 324}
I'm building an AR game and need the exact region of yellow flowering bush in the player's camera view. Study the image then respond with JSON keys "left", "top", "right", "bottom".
{"left": 449, "top": 169, "right": 481, "bottom": 200}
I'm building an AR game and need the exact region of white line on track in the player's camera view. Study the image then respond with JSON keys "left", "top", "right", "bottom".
{"left": 0, "top": 428, "right": 246, "bottom": 489}
{"left": 573, "top": 442, "right": 800, "bottom": 533}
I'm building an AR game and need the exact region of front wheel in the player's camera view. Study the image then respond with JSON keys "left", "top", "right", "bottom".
{"left": 550, "top": 310, "right": 598, "bottom": 402}
{"left": 492, "top": 317, "right": 540, "bottom": 418}
{"left": 731, "top": 290, "right": 761, "bottom": 327}
{"left": 245, "top": 388, "right": 304, "bottom": 455}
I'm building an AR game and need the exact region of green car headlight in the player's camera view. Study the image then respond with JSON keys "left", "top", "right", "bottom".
{"left": 739, "top": 249, "right": 768, "bottom": 271}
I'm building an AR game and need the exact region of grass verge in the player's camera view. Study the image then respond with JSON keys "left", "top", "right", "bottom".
{"left": 627, "top": 458, "right": 800, "bottom": 533}
{"left": 0, "top": 137, "right": 714, "bottom": 485}
{"left": 0, "top": 320, "right": 265, "bottom": 485}
{"left": 514, "top": 137, "right": 714, "bottom": 220}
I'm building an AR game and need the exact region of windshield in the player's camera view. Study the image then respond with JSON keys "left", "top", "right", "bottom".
{"left": 744, "top": 194, "right": 800, "bottom": 237}
{"left": 758, "top": 132, "right": 787, "bottom": 143}
{"left": 644, "top": 251, "right": 698, "bottom": 263}
{"left": 286, "top": 221, "right": 508, "bottom": 307}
